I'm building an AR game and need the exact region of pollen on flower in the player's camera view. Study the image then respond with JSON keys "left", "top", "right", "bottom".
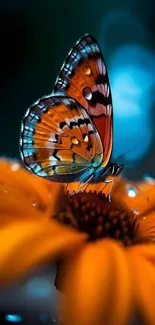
{"left": 55, "top": 191, "right": 138, "bottom": 246}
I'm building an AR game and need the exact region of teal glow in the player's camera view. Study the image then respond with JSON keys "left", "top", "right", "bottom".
{"left": 5, "top": 314, "right": 23, "bottom": 323}
{"left": 109, "top": 45, "right": 155, "bottom": 162}
{"left": 25, "top": 276, "right": 51, "bottom": 297}
{"left": 127, "top": 187, "right": 137, "bottom": 198}
{"left": 39, "top": 314, "right": 49, "bottom": 321}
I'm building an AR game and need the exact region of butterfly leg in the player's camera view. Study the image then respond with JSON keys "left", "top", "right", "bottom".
{"left": 68, "top": 174, "right": 94, "bottom": 197}
{"left": 65, "top": 181, "right": 82, "bottom": 196}
{"left": 65, "top": 183, "right": 70, "bottom": 196}
{"left": 101, "top": 179, "right": 115, "bottom": 202}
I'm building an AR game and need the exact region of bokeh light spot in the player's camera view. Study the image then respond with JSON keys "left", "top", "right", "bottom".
{"left": 39, "top": 314, "right": 49, "bottom": 322}
{"left": 25, "top": 277, "right": 52, "bottom": 298}
{"left": 127, "top": 186, "right": 137, "bottom": 198}
{"left": 5, "top": 314, "right": 23, "bottom": 323}
{"left": 108, "top": 45, "right": 155, "bottom": 162}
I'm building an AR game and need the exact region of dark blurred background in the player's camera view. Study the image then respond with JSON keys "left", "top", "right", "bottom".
{"left": 0, "top": 0, "right": 155, "bottom": 324}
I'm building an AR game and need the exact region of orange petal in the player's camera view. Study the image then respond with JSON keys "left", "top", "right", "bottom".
{"left": 0, "top": 159, "right": 63, "bottom": 220}
{"left": 0, "top": 219, "right": 87, "bottom": 284}
{"left": 128, "top": 243, "right": 155, "bottom": 262}
{"left": 102, "top": 240, "right": 132, "bottom": 325}
{"left": 62, "top": 239, "right": 131, "bottom": 325}
{"left": 134, "top": 211, "right": 155, "bottom": 243}
{"left": 127, "top": 248, "right": 155, "bottom": 325}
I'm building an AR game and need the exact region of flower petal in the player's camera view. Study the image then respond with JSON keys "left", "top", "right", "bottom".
{"left": 134, "top": 211, "right": 155, "bottom": 243}
{"left": 128, "top": 243, "right": 155, "bottom": 262}
{"left": 127, "top": 247, "right": 155, "bottom": 325}
{"left": 62, "top": 239, "right": 131, "bottom": 325}
{"left": 102, "top": 240, "right": 132, "bottom": 325}
{"left": 0, "top": 159, "right": 63, "bottom": 220}
{"left": 119, "top": 181, "right": 155, "bottom": 216}
{"left": 0, "top": 219, "right": 87, "bottom": 284}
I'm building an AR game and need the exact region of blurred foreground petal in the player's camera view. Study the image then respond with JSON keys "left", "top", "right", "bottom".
{"left": 0, "top": 220, "right": 87, "bottom": 284}
{"left": 63, "top": 239, "right": 131, "bottom": 325}
{"left": 0, "top": 159, "right": 63, "bottom": 220}
{"left": 128, "top": 247, "right": 155, "bottom": 325}
{"left": 128, "top": 243, "right": 155, "bottom": 261}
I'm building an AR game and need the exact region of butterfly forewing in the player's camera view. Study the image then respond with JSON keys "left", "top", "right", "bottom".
{"left": 54, "top": 34, "right": 113, "bottom": 167}
{"left": 20, "top": 95, "right": 103, "bottom": 182}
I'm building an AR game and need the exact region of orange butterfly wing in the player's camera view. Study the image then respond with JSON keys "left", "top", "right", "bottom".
{"left": 54, "top": 34, "right": 113, "bottom": 168}
{"left": 20, "top": 96, "right": 103, "bottom": 183}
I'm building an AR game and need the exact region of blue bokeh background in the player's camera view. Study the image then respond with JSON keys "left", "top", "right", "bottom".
{"left": 0, "top": 1, "right": 155, "bottom": 181}
{"left": 99, "top": 9, "right": 155, "bottom": 177}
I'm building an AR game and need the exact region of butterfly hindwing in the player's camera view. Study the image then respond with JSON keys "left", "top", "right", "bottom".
{"left": 20, "top": 95, "right": 103, "bottom": 182}
{"left": 54, "top": 34, "right": 113, "bottom": 167}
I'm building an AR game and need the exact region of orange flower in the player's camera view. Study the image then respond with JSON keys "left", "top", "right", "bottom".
{"left": 0, "top": 158, "right": 155, "bottom": 325}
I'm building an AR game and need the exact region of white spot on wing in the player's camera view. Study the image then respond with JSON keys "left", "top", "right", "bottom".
{"left": 107, "top": 85, "right": 110, "bottom": 97}
{"left": 104, "top": 83, "right": 108, "bottom": 96}
{"left": 97, "top": 58, "right": 103, "bottom": 74}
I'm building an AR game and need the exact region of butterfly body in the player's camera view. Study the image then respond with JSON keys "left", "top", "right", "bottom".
{"left": 20, "top": 34, "right": 123, "bottom": 195}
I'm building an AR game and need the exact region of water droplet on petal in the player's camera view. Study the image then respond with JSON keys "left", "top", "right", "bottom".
{"left": 10, "top": 163, "right": 20, "bottom": 172}
{"left": 0, "top": 180, "right": 8, "bottom": 193}
{"left": 30, "top": 199, "right": 37, "bottom": 207}
{"left": 143, "top": 216, "right": 146, "bottom": 220}
{"left": 133, "top": 208, "right": 139, "bottom": 215}
{"left": 127, "top": 186, "right": 137, "bottom": 198}
{"left": 83, "top": 87, "right": 92, "bottom": 101}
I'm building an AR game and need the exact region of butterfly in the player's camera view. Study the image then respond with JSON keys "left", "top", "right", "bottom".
{"left": 20, "top": 34, "right": 123, "bottom": 198}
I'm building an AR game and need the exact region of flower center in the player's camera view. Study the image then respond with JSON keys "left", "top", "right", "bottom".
{"left": 55, "top": 191, "right": 137, "bottom": 246}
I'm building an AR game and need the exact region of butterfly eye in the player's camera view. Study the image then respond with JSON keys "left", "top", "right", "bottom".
{"left": 83, "top": 135, "right": 89, "bottom": 142}
{"left": 83, "top": 87, "right": 92, "bottom": 101}
{"left": 83, "top": 67, "right": 91, "bottom": 75}
{"left": 71, "top": 137, "right": 79, "bottom": 145}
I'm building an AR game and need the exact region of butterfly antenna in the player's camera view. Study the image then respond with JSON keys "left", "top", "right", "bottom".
{"left": 114, "top": 144, "right": 138, "bottom": 164}
{"left": 114, "top": 145, "right": 150, "bottom": 203}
